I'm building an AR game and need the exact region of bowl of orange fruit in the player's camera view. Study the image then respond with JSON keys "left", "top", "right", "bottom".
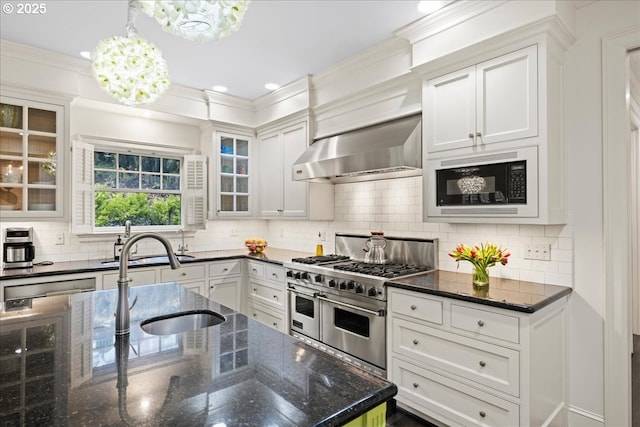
{"left": 245, "top": 237, "right": 267, "bottom": 254}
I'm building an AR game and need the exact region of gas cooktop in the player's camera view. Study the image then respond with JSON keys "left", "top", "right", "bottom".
{"left": 332, "top": 262, "right": 431, "bottom": 279}
{"left": 290, "top": 255, "right": 350, "bottom": 265}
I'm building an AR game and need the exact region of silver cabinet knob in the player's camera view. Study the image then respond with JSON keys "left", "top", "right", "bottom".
{"left": 479, "top": 360, "right": 486, "bottom": 367}
{"left": 477, "top": 320, "right": 485, "bottom": 327}
{"left": 222, "top": 268, "right": 228, "bottom": 272}
{"left": 476, "top": 132, "right": 482, "bottom": 137}
{"left": 410, "top": 304, "right": 417, "bottom": 310}
{"left": 412, "top": 382, "right": 419, "bottom": 388}
{"left": 468, "top": 133, "right": 474, "bottom": 139}
{"left": 413, "top": 339, "right": 419, "bottom": 345}
{"left": 479, "top": 411, "right": 486, "bottom": 418}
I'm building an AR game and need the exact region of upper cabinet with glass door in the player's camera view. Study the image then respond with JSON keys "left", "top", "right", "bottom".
{"left": 216, "top": 133, "right": 251, "bottom": 216}
{"left": 0, "top": 98, "right": 64, "bottom": 217}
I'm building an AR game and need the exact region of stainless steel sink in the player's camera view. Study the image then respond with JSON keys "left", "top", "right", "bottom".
{"left": 101, "top": 254, "right": 196, "bottom": 267}
{"left": 140, "top": 310, "right": 226, "bottom": 335}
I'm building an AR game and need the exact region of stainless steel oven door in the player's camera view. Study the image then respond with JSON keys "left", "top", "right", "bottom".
{"left": 318, "top": 295, "right": 386, "bottom": 370}
{"left": 288, "top": 285, "right": 320, "bottom": 341}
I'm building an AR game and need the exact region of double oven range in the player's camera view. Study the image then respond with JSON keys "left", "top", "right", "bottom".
{"left": 284, "top": 233, "right": 437, "bottom": 377}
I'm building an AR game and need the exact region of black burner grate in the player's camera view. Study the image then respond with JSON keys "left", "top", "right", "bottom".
{"left": 291, "top": 255, "right": 351, "bottom": 265}
{"left": 333, "top": 262, "right": 431, "bottom": 278}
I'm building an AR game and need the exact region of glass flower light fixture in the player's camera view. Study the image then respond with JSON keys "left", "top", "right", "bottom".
{"left": 91, "top": 0, "right": 170, "bottom": 106}
{"left": 139, "top": 0, "right": 250, "bottom": 42}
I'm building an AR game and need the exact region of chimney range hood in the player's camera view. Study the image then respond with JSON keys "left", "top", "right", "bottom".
{"left": 292, "top": 114, "right": 422, "bottom": 184}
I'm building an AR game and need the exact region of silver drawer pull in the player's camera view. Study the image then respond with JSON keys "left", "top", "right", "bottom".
{"left": 477, "top": 320, "right": 485, "bottom": 327}
{"left": 253, "top": 313, "right": 257, "bottom": 317}
{"left": 410, "top": 304, "right": 417, "bottom": 310}
{"left": 272, "top": 273, "right": 278, "bottom": 278}
{"left": 273, "top": 322, "right": 278, "bottom": 327}
{"left": 253, "top": 288, "right": 257, "bottom": 292}
{"left": 412, "top": 339, "right": 419, "bottom": 345}
{"left": 412, "top": 382, "right": 419, "bottom": 388}
{"left": 252, "top": 268, "right": 258, "bottom": 273}
{"left": 181, "top": 272, "right": 187, "bottom": 276}
{"left": 222, "top": 268, "right": 228, "bottom": 272}
{"left": 479, "top": 360, "right": 486, "bottom": 367}
{"left": 479, "top": 411, "right": 486, "bottom": 418}
{"left": 273, "top": 295, "right": 278, "bottom": 299}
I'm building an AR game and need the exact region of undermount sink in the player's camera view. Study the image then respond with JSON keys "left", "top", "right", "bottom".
{"left": 140, "top": 310, "right": 226, "bottom": 335}
{"left": 101, "top": 254, "right": 196, "bottom": 267}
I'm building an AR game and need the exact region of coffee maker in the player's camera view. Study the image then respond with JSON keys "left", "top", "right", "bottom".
{"left": 3, "top": 227, "right": 35, "bottom": 269}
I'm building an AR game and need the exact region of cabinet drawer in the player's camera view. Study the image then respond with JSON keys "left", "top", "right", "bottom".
{"left": 247, "top": 261, "right": 265, "bottom": 278}
{"left": 390, "top": 289, "right": 443, "bottom": 325}
{"left": 249, "top": 299, "right": 285, "bottom": 332}
{"left": 392, "top": 358, "right": 520, "bottom": 427}
{"left": 392, "top": 318, "right": 519, "bottom": 396}
{"left": 209, "top": 260, "right": 242, "bottom": 277}
{"left": 265, "top": 264, "right": 284, "bottom": 284}
{"left": 451, "top": 304, "right": 520, "bottom": 344}
{"left": 249, "top": 281, "right": 285, "bottom": 310}
{"left": 161, "top": 264, "right": 205, "bottom": 282}
{"left": 103, "top": 269, "right": 156, "bottom": 289}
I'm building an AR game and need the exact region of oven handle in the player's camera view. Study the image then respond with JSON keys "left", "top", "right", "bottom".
{"left": 287, "top": 284, "right": 321, "bottom": 298}
{"left": 316, "top": 295, "right": 385, "bottom": 317}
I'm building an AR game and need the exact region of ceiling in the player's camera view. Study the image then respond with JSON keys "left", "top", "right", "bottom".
{"left": 0, "top": 0, "right": 433, "bottom": 101}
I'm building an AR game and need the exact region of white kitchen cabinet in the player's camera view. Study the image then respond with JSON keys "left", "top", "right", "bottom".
{"left": 215, "top": 132, "right": 252, "bottom": 217}
{"left": 387, "top": 287, "right": 569, "bottom": 427}
{"left": 0, "top": 96, "right": 65, "bottom": 217}
{"left": 424, "top": 45, "right": 537, "bottom": 154}
{"left": 246, "top": 260, "right": 287, "bottom": 331}
{"left": 209, "top": 260, "right": 243, "bottom": 311}
{"left": 102, "top": 267, "right": 157, "bottom": 290}
{"left": 161, "top": 263, "right": 206, "bottom": 296}
{"left": 257, "top": 120, "right": 333, "bottom": 220}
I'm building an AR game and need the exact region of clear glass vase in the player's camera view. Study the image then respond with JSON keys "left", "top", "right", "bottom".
{"left": 472, "top": 266, "right": 490, "bottom": 294}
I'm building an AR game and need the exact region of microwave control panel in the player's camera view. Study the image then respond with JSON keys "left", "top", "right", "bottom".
{"left": 508, "top": 162, "right": 527, "bottom": 202}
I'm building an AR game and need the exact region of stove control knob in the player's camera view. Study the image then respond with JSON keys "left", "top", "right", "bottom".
{"left": 368, "top": 288, "right": 378, "bottom": 297}
{"left": 347, "top": 281, "right": 355, "bottom": 290}
{"left": 355, "top": 284, "right": 364, "bottom": 294}
{"left": 301, "top": 272, "right": 310, "bottom": 280}
{"left": 314, "top": 274, "right": 323, "bottom": 283}
{"left": 339, "top": 281, "right": 347, "bottom": 290}
{"left": 286, "top": 270, "right": 294, "bottom": 278}
{"left": 328, "top": 279, "right": 337, "bottom": 288}
{"left": 294, "top": 272, "right": 302, "bottom": 280}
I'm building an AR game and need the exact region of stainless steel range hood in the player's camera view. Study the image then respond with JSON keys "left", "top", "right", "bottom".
{"left": 292, "top": 114, "right": 422, "bottom": 183}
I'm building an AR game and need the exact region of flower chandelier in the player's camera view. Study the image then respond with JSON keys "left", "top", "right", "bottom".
{"left": 139, "top": 1, "right": 250, "bottom": 42}
{"left": 92, "top": 1, "right": 170, "bottom": 106}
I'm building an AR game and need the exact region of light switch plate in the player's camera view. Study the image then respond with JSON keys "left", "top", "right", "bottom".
{"left": 524, "top": 243, "right": 551, "bottom": 261}
{"left": 55, "top": 233, "right": 65, "bottom": 245}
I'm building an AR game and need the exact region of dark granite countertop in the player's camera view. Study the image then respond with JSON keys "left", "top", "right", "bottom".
{"left": 0, "top": 283, "right": 396, "bottom": 426}
{"left": 386, "top": 270, "right": 572, "bottom": 313}
{"left": 0, "top": 248, "right": 314, "bottom": 281}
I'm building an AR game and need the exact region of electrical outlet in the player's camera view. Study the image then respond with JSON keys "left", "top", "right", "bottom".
{"left": 55, "top": 233, "right": 65, "bottom": 245}
{"left": 524, "top": 243, "right": 551, "bottom": 261}
{"left": 318, "top": 231, "right": 326, "bottom": 241}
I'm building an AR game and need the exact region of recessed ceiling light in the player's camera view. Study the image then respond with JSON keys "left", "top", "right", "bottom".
{"left": 265, "top": 83, "right": 280, "bottom": 91}
{"left": 417, "top": 0, "right": 448, "bottom": 14}
{"left": 80, "top": 50, "right": 92, "bottom": 59}
{"left": 212, "top": 85, "right": 228, "bottom": 92}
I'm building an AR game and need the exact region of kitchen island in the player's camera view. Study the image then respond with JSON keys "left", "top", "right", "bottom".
{"left": 0, "top": 282, "right": 396, "bottom": 426}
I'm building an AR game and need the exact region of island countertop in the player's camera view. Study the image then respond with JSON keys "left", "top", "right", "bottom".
{"left": 0, "top": 283, "right": 396, "bottom": 426}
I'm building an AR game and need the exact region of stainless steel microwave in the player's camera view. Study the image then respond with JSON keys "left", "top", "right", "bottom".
{"left": 425, "top": 146, "right": 538, "bottom": 220}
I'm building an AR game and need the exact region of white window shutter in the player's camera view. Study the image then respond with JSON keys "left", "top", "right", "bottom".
{"left": 71, "top": 139, "right": 94, "bottom": 234}
{"left": 184, "top": 155, "right": 207, "bottom": 229}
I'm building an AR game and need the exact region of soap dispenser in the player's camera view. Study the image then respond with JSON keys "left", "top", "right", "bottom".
{"left": 114, "top": 235, "right": 124, "bottom": 260}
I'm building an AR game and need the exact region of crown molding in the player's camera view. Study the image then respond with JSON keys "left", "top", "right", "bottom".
{"left": 253, "top": 75, "right": 311, "bottom": 110}
{"left": 395, "top": 0, "right": 507, "bottom": 44}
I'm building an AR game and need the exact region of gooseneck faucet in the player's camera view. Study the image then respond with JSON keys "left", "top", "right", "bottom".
{"left": 115, "top": 233, "right": 180, "bottom": 335}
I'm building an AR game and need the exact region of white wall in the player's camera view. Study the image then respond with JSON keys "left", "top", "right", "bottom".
{"left": 266, "top": 176, "right": 573, "bottom": 285}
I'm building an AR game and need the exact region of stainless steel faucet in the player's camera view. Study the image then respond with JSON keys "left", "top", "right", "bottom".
{"left": 115, "top": 233, "right": 180, "bottom": 335}
{"left": 177, "top": 229, "right": 188, "bottom": 255}
{"left": 124, "top": 220, "right": 131, "bottom": 239}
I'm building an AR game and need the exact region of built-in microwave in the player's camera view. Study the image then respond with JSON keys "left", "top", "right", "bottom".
{"left": 425, "top": 146, "right": 538, "bottom": 220}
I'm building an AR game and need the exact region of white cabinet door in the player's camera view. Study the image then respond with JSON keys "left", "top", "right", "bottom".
{"left": 210, "top": 277, "right": 241, "bottom": 311}
{"left": 476, "top": 45, "right": 538, "bottom": 146}
{"left": 425, "top": 45, "right": 538, "bottom": 153}
{"left": 257, "top": 131, "right": 283, "bottom": 217}
{"left": 281, "top": 122, "right": 308, "bottom": 217}
{"left": 425, "top": 66, "right": 476, "bottom": 152}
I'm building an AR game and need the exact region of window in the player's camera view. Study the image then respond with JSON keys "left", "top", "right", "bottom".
{"left": 71, "top": 138, "right": 206, "bottom": 235}
{"left": 93, "top": 150, "right": 182, "bottom": 228}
